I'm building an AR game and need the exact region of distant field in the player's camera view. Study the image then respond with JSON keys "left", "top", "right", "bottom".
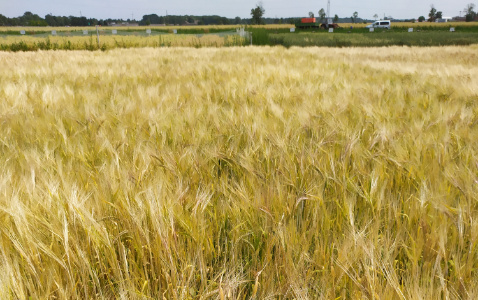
{"left": 269, "top": 31, "right": 478, "bottom": 47}
{"left": 0, "top": 34, "right": 248, "bottom": 51}
{"left": 1, "top": 22, "right": 478, "bottom": 50}
{"left": 0, "top": 24, "right": 293, "bottom": 33}
{"left": 0, "top": 22, "right": 476, "bottom": 32}
{"left": 340, "top": 21, "right": 478, "bottom": 28}
{"left": 1, "top": 46, "right": 478, "bottom": 298}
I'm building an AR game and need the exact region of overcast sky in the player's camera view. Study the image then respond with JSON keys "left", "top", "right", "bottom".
{"left": 1, "top": 0, "right": 473, "bottom": 20}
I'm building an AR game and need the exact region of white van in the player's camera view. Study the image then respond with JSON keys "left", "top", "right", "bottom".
{"left": 366, "top": 20, "right": 391, "bottom": 29}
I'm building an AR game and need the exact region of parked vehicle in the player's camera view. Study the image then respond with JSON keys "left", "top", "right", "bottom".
{"left": 366, "top": 20, "right": 391, "bottom": 29}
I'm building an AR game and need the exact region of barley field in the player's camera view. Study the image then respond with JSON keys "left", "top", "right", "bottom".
{"left": 1, "top": 46, "right": 478, "bottom": 299}
{"left": 0, "top": 34, "right": 247, "bottom": 51}
{"left": 0, "top": 24, "right": 293, "bottom": 33}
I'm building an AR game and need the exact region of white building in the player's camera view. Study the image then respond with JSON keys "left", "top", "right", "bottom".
{"left": 435, "top": 17, "right": 452, "bottom": 22}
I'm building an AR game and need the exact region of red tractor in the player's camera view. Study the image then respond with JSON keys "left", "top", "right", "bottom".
{"left": 295, "top": 1, "right": 339, "bottom": 30}
{"left": 296, "top": 18, "right": 340, "bottom": 30}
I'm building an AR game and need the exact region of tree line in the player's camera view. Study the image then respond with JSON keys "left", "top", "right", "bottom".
{"left": 0, "top": 12, "right": 107, "bottom": 26}
{"left": 0, "top": 11, "right": 298, "bottom": 27}
{"left": 140, "top": 14, "right": 298, "bottom": 25}
{"left": 417, "top": 3, "right": 476, "bottom": 22}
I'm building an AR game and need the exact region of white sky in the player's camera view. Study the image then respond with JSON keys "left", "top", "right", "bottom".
{"left": 1, "top": 0, "right": 473, "bottom": 20}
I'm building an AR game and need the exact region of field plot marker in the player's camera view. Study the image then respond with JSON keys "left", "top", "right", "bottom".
{"left": 20, "top": 30, "right": 25, "bottom": 35}
{"left": 173, "top": 29, "right": 177, "bottom": 34}
{"left": 237, "top": 27, "right": 246, "bottom": 37}
{"left": 146, "top": 29, "right": 151, "bottom": 35}
{"left": 83, "top": 30, "right": 88, "bottom": 35}
{"left": 290, "top": 28, "right": 295, "bottom": 33}
{"left": 369, "top": 28, "right": 374, "bottom": 32}
{"left": 329, "top": 28, "right": 334, "bottom": 33}
{"left": 52, "top": 30, "right": 57, "bottom": 36}
{"left": 112, "top": 29, "right": 117, "bottom": 35}
{"left": 408, "top": 28, "right": 413, "bottom": 32}
{"left": 450, "top": 27, "right": 455, "bottom": 32}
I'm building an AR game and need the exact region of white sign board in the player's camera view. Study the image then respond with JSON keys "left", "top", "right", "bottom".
{"left": 83, "top": 30, "right": 88, "bottom": 35}
{"left": 146, "top": 29, "right": 151, "bottom": 34}
{"left": 369, "top": 28, "right": 374, "bottom": 32}
{"left": 450, "top": 27, "right": 455, "bottom": 32}
{"left": 329, "top": 28, "right": 334, "bottom": 33}
{"left": 408, "top": 28, "right": 413, "bottom": 32}
{"left": 173, "top": 29, "right": 177, "bottom": 34}
{"left": 290, "top": 28, "right": 295, "bottom": 33}
{"left": 51, "top": 30, "right": 57, "bottom": 36}
{"left": 112, "top": 29, "right": 117, "bottom": 34}
{"left": 20, "top": 30, "right": 25, "bottom": 35}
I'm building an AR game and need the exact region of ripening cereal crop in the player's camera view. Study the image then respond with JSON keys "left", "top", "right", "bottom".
{"left": 0, "top": 45, "right": 477, "bottom": 298}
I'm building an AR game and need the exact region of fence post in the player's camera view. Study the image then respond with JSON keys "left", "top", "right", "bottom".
{"left": 96, "top": 25, "right": 100, "bottom": 48}
{"left": 250, "top": 32, "right": 252, "bottom": 46}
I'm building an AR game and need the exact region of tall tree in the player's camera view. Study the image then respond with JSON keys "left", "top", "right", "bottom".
{"left": 45, "top": 14, "right": 57, "bottom": 26}
{"left": 250, "top": 3, "right": 265, "bottom": 25}
{"left": 351, "top": 11, "right": 358, "bottom": 23}
{"left": 333, "top": 14, "right": 339, "bottom": 23}
{"left": 373, "top": 14, "right": 379, "bottom": 20}
{"left": 465, "top": 3, "right": 476, "bottom": 22}
{"left": 0, "top": 14, "right": 8, "bottom": 26}
{"left": 18, "top": 11, "right": 47, "bottom": 26}
{"left": 436, "top": 11, "right": 443, "bottom": 19}
{"left": 428, "top": 5, "right": 437, "bottom": 22}
{"left": 309, "top": 12, "right": 315, "bottom": 18}
{"left": 318, "top": 8, "right": 326, "bottom": 22}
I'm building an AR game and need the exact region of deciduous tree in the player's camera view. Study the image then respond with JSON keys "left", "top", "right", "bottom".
{"left": 428, "top": 5, "right": 437, "bottom": 22}
{"left": 250, "top": 3, "right": 265, "bottom": 25}
{"left": 465, "top": 3, "right": 476, "bottom": 22}
{"left": 319, "top": 8, "right": 326, "bottom": 22}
